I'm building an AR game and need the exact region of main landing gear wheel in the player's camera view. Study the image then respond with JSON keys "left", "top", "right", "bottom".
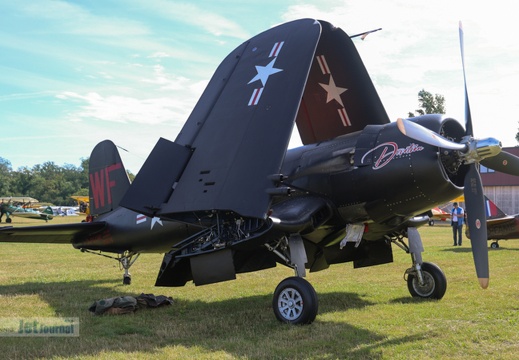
{"left": 273, "top": 277, "right": 318, "bottom": 325}
{"left": 407, "top": 262, "right": 447, "bottom": 300}
{"left": 490, "top": 241, "right": 499, "bottom": 249}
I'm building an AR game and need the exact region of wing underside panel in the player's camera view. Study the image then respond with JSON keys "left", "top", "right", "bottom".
{"left": 295, "top": 20, "right": 389, "bottom": 144}
{"left": 158, "top": 19, "right": 322, "bottom": 219}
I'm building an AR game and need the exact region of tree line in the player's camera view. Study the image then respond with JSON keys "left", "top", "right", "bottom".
{"left": 0, "top": 157, "right": 90, "bottom": 206}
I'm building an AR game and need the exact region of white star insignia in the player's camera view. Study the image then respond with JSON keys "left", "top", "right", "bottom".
{"left": 319, "top": 75, "right": 347, "bottom": 107}
{"left": 150, "top": 217, "right": 163, "bottom": 230}
{"left": 248, "top": 58, "right": 283, "bottom": 87}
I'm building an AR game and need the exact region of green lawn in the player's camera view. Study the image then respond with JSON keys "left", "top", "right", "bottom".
{"left": 1, "top": 218, "right": 518, "bottom": 359}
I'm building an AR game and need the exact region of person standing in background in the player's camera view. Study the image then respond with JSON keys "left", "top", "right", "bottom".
{"left": 451, "top": 202, "right": 465, "bottom": 246}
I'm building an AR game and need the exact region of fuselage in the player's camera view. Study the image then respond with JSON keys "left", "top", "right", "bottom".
{"left": 279, "top": 115, "right": 466, "bottom": 241}
{"left": 486, "top": 216, "right": 519, "bottom": 240}
{"left": 74, "top": 207, "right": 204, "bottom": 253}
{"left": 80, "top": 115, "right": 469, "bottom": 255}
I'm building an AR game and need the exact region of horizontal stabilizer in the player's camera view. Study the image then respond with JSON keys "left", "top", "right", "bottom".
{"left": 0, "top": 222, "right": 107, "bottom": 244}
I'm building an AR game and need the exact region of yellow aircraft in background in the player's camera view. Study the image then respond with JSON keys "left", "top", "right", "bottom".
{"left": 71, "top": 195, "right": 90, "bottom": 214}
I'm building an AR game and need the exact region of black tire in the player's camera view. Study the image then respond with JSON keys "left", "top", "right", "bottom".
{"left": 490, "top": 242, "right": 499, "bottom": 249}
{"left": 273, "top": 277, "right": 318, "bottom": 325}
{"left": 6, "top": 218, "right": 12, "bottom": 224}
{"left": 428, "top": 220, "right": 434, "bottom": 226}
{"left": 123, "top": 275, "right": 132, "bottom": 285}
{"left": 407, "top": 262, "right": 447, "bottom": 300}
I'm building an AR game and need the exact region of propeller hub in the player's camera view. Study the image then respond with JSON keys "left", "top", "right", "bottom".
{"left": 462, "top": 137, "right": 502, "bottom": 164}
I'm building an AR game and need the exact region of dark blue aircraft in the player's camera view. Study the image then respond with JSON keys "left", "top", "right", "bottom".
{"left": 2, "top": 19, "right": 519, "bottom": 324}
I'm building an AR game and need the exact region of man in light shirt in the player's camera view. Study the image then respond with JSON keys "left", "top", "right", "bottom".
{"left": 451, "top": 202, "right": 465, "bottom": 246}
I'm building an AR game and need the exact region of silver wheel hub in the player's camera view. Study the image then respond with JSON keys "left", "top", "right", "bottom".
{"left": 413, "top": 271, "right": 435, "bottom": 297}
{"left": 278, "top": 287, "right": 303, "bottom": 320}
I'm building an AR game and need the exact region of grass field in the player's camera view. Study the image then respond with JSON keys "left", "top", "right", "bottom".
{"left": 1, "top": 216, "right": 518, "bottom": 359}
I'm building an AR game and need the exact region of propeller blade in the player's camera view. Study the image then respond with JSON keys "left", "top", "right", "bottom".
{"left": 480, "top": 151, "right": 519, "bottom": 176}
{"left": 396, "top": 118, "right": 466, "bottom": 150}
{"left": 459, "top": 21, "right": 473, "bottom": 137}
{"left": 464, "top": 164, "right": 489, "bottom": 289}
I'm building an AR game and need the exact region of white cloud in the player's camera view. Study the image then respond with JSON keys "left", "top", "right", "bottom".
{"left": 132, "top": 0, "right": 250, "bottom": 39}
{"left": 3, "top": 0, "right": 519, "bottom": 172}
{"left": 56, "top": 91, "right": 193, "bottom": 125}
{"left": 281, "top": 1, "right": 519, "bottom": 146}
{"left": 148, "top": 52, "right": 171, "bottom": 59}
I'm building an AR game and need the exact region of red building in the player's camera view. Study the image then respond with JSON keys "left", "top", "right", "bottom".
{"left": 480, "top": 147, "right": 519, "bottom": 215}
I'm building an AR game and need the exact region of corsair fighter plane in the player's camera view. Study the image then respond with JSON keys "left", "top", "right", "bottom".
{"left": 2, "top": 19, "right": 519, "bottom": 325}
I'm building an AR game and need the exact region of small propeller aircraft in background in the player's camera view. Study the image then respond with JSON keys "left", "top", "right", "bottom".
{"left": 2, "top": 19, "right": 519, "bottom": 324}
{"left": 466, "top": 196, "right": 519, "bottom": 249}
{"left": 427, "top": 206, "right": 451, "bottom": 225}
{"left": 0, "top": 197, "right": 54, "bottom": 223}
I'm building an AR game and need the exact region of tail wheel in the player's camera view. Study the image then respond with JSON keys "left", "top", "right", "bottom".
{"left": 273, "top": 277, "right": 318, "bottom": 325}
{"left": 407, "top": 262, "right": 447, "bottom": 300}
{"left": 123, "top": 275, "right": 132, "bottom": 285}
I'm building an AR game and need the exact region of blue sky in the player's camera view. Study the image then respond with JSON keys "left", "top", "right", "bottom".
{"left": 1, "top": 0, "right": 518, "bottom": 173}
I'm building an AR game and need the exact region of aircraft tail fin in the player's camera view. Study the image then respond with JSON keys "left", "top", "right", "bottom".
{"left": 89, "top": 140, "right": 131, "bottom": 217}
{"left": 484, "top": 196, "right": 508, "bottom": 219}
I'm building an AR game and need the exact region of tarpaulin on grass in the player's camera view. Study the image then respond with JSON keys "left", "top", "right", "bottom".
{"left": 88, "top": 293, "right": 173, "bottom": 315}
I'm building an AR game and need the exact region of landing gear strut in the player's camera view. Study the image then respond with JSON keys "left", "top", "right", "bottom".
{"left": 80, "top": 249, "right": 140, "bottom": 285}
{"left": 392, "top": 227, "right": 447, "bottom": 300}
{"left": 406, "top": 262, "right": 447, "bottom": 299}
{"left": 119, "top": 251, "right": 140, "bottom": 285}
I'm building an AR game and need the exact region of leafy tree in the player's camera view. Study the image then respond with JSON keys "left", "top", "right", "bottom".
{"left": 408, "top": 89, "right": 446, "bottom": 117}
{"left": 3, "top": 159, "right": 89, "bottom": 205}
{"left": 1, "top": 153, "right": 133, "bottom": 206}
{"left": 0, "top": 157, "right": 12, "bottom": 196}
{"left": 127, "top": 170, "right": 136, "bottom": 182}
{"left": 10, "top": 167, "right": 31, "bottom": 196}
{"left": 516, "top": 122, "right": 519, "bottom": 144}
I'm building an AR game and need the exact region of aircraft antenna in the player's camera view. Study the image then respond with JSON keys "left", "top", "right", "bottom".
{"left": 350, "top": 28, "right": 382, "bottom": 40}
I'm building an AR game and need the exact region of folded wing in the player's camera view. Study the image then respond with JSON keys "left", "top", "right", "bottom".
{"left": 122, "top": 19, "right": 322, "bottom": 220}
{"left": 295, "top": 20, "right": 389, "bottom": 144}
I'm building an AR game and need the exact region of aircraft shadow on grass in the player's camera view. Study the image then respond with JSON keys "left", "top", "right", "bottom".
{"left": 389, "top": 296, "right": 444, "bottom": 305}
{"left": 440, "top": 246, "right": 519, "bottom": 254}
{"left": 440, "top": 247, "right": 473, "bottom": 254}
{"left": 0, "top": 279, "right": 426, "bottom": 359}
